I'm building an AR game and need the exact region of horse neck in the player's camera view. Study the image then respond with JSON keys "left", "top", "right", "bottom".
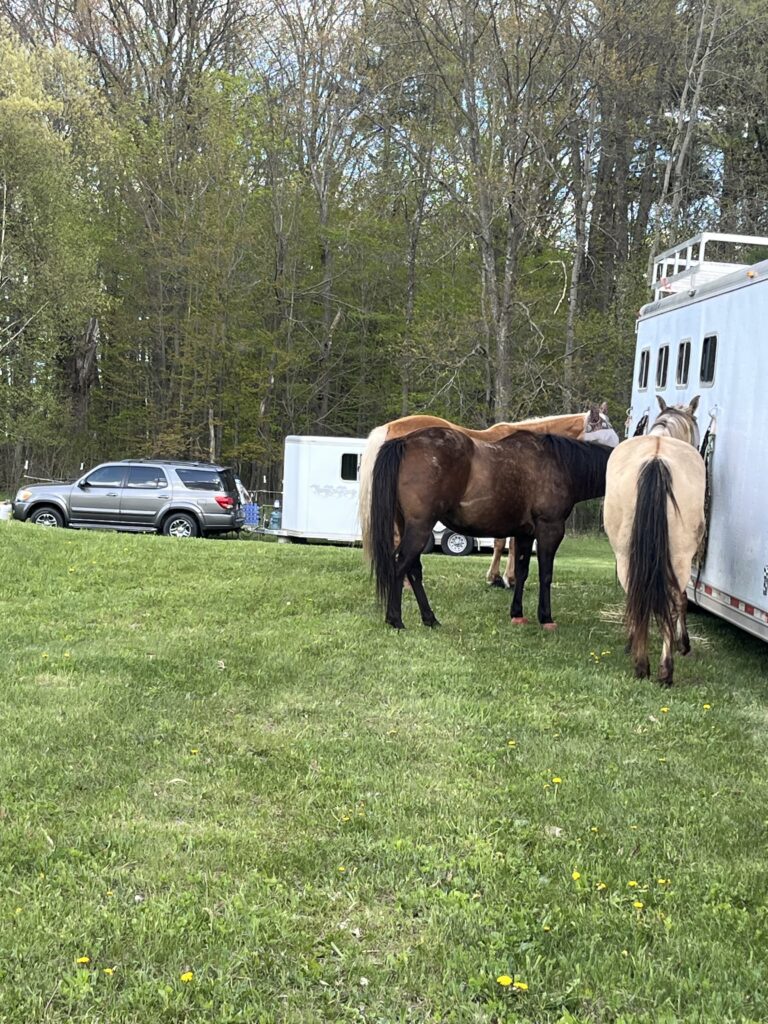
{"left": 648, "top": 416, "right": 696, "bottom": 445}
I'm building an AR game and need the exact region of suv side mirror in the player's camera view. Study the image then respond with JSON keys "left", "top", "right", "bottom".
{"left": 78, "top": 480, "right": 90, "bottom": 489}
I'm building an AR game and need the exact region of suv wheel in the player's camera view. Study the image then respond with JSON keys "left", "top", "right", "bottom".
{"left": 162, "top": 512, "right": 199, "bottom": 538}
{"left": 30, "top": 506, "right": 64, "bottom": 528}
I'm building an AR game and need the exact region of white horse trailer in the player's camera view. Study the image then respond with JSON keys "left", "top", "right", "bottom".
{"left": 627, "top": 232, "right": 768, "bottom": 642}
{"left": 279, "top": 434, "right": 495, "bottom": 552}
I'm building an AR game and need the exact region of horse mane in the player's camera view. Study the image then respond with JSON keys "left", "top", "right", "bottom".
{"left": 497, "top": 431, "right": 612, "bottom": 498}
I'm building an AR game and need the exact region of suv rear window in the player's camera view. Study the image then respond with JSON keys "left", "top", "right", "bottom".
{"left": 176, "top": 467, "right": 235, "bottom": 492}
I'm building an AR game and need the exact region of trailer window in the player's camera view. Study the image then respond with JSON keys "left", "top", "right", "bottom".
{"left": 700, "top": 334, "right": 717, "bottom": 385}
{"left": 676, "top": 340, "right": 691, "bottom": 386}
{"left": 656, "top": 345, "right": 669, "bottom": 389}
{"left": 638, "top": 349, "right": 650, "bottom": 390}
{"left": 341, "top": 453, "right": 359, "bottom": 481}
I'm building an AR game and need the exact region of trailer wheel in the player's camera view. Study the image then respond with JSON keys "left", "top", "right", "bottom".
{"left": 440, "top": 530, "right": 473, "bottom": 556}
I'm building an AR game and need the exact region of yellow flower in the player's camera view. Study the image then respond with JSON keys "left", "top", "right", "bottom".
{"left": 507, "top": 740, "right": 516, "bottom": 748}
{"left": 338, "top": 866, "right": 346, "bottom": 873}
{"left": 657, "top": 878, "right": 670, "bottom": 885}
{"left": 571, "top": 870, "right": 581, "bottom": 881}
{"left": 542, "top": 924, "right": 551, "bottom": 931}
{"left": 190, "top": 748, "right": 199, "bottom": 755}
{"left": 497, "top": 975, "right": 513, "bottom": 987}
{"left": 633, "top": 900, "right": 644, "bottom": 910}
{"left": 590, "top": 826, "right": 598, "bottom": 833}
{"left": 513, "top": 980, "right": 529, "bottom": 991}
{"left": 180, "top": 971, "right": 194, "bottom": 983}
{"left": 660, "top": 706, "right": 670, "bottom": 713}
{"left": 103, "top": 967, "right": 115, "bottom": 976}
{"left": 76, "top": 956, "right": 90, "bottom": 965}
{"left": 596, "top": 881, "right": 607, "bottom": 891}
{"left": 703, "top": 703, "right": 712, "bottom": 710}
{"left": 552, "top": 776, "right": 562, "bottom": 784}
{"left": 628, "top": 880, "right": 639, "bottom": 888}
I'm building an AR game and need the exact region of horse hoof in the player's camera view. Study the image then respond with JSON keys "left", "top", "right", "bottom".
{"left": 510, "top": 616, "right": 529, "bottom": 625}
{"left": 489, "top": 577, "right": 506, "bottom": 589}
{"left": 387, "top": 620, "right": 405, "bottom": 630}
{"left": 542, "top": 622, "right": 558, "bottom": 631}
{"left": 423, "top": 618, "right": 440, "bottom": 628}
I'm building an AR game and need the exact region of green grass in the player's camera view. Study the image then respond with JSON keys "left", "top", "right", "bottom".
{"left": 0, "top": 523, "right": 767, "bottom": 1023}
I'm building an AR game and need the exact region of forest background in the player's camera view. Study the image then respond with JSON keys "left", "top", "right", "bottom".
{"left": 0, "top": 0, "right": 764, "bottom": 495}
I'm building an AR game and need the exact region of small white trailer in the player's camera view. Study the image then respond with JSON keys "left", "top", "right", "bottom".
{"left": 280, "top": 435, "right": 366, "bottom": 543}
{"left": 278, "top": 434, "right": 495, "bottom": 553}
{"left": 628, "top": 232, "right": 768, "bottom": 642}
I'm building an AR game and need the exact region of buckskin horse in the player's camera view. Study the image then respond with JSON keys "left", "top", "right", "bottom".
{"left": 368, "top": 427, "right": 615, "bottom": 630}
{"left": 604, "top": 396, "right": 705, "bottom": 686}
{"left": 359, "top": 405, "right": 616, "bottom": 587}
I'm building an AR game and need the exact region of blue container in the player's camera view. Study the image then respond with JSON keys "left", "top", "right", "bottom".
{"left": 244, "top": 502, "right": 260, "bottom": 526}
{"left": 268, "top": 507, "right": 282, "bottom": 530}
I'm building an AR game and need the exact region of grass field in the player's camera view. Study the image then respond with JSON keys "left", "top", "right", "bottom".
{"left": 1, "top": 522, "right": 767, "bottom": 1023}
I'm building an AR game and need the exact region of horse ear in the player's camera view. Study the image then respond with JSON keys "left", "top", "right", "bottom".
{"left": 688, "top": 394, "right": 700, "bottom": 415}
{"left": 599, "top": 401, "right": 609, "bottom": 414}
{"left": 657, "top": 395, "right": 668, "bottom": 412}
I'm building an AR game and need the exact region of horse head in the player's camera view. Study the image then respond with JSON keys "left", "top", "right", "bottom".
{"left": 584, "top": 401, "right": 611, "bottom": 433}
{"left": 650, "top": 395, "right": 701, "bottom": 447}
{"left": 584, "top": 402, "right": 619, "bottom": 448}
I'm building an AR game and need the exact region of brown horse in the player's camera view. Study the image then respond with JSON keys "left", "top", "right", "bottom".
{"left": 604, "top": 396, "right": 704, "bottom": 686}
{"left": 359, "top": 405, "right": 615, "bottom": 585}
{"left": 369, "top": 427, "right": 614, "bottom": 630}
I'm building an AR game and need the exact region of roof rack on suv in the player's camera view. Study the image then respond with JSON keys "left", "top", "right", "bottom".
{"left": 119, "top": 458, "right": 223, "bottom": 467}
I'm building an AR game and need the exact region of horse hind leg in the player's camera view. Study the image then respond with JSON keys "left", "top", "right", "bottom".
{"left": 486, "top": 538, "right": 506, "bottom": 587}
{"left": 406, "top": 556, "right": 440, "bottom": 628}
{"left": 658, "top": 617, "right": 675, "bottom": 687}
{"left": 502, "top": 538, "right": 516, "bottom": 589}
{"left": 676, "top": 591, "right": 691, "bottom": 655}
{"left": 394, "top": 524, "right": 439, "bottom": 628}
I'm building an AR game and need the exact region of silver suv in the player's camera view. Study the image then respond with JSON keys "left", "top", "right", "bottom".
{"left": 12, "top": 459, "right": 245, "bottom": 538}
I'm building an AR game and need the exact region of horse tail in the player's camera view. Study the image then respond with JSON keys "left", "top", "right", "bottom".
{"left": 370, "top": 437, "right": 406, "bottom": 605}
{"left": 359, "top": 425, "right": 388, "bottom": 564}
{"left": 626, "top": 457, "right": 680, "bottom": 641}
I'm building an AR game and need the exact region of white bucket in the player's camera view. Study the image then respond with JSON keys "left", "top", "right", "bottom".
{"left": 0, "top": 502, "right": 12, "bottom": 521}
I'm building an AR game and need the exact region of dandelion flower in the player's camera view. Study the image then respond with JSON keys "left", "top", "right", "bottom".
{"left": 596, "top": 882, "right": 607, "bottom": 891}
{"left": 497, "top": 975, "right": 513, "bottom": 987}
{"left": 513, "top": 980, "right": 529, "bottom": 991}
{"left": 657, "top": 878, "right": 670, "bottom": 885}
{"left": 338, "top": 866, "right": 346, "bottom": 873}
{"left": 76, "top": 956, "right": 90, "bottom": 965}
{"left": 633, "top": 900, "right": 644, "bottom": 910}
{"left": 703, "top": 704, "right": 712, "bottom": 710}
{"left": 180, "top": 971, "right": 194, "bottom": 983}
{"left": 552, "top": 776, "right": 562, "bottom": 784}
{"left": 660, "top": 706, "right": 670, "bottom": 713}
{"left": 628, "top": 880, "right": 639, "bottom": 888}
{"left": 103, "top": 967, "right": 115, "bottom": 976}
{"left": 542, "top": 924, "right": 551, "bottom": 932}
{"left": 507, "top": 740, "right": 516, "bottom": 748}
{"left": 571, "top": 870, "right": 581, "bottom": 881}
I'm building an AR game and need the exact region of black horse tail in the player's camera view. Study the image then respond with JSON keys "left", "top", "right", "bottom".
{"left": 626, "top": 458, "right": 680, "bottom": 641}
{"left": 370, "top": 437, "right": 406, "bottom": 606}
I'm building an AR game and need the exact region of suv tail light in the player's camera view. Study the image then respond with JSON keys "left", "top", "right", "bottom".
{"left": 215, "top": 495, "right": 235, "bottom": 510}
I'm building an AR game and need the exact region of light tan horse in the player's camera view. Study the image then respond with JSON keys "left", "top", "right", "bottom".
{"left": 359, "top": 405, "right": 613, "bottom": 583}
{"left": 604, "top": 396, "right": 705, "bottom": 686}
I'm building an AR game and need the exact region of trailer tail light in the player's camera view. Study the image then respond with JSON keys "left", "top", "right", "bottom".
{"left": 215, "top": 495, "right": 235, "bottom": 510}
